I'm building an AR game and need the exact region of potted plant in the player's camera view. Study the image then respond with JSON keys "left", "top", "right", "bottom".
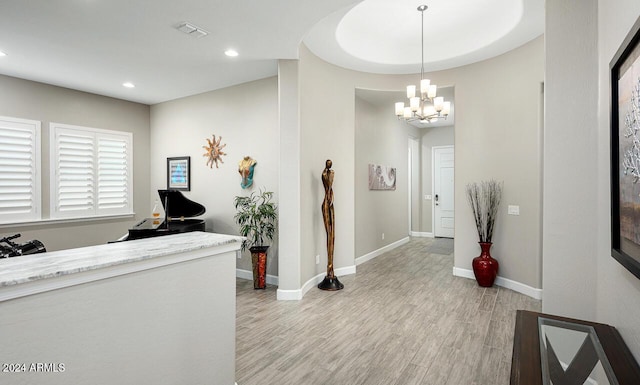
{"left": 234, "top": 189, "right": 277, "bottom": 289}
{"left": 465, "top": 180, "right": 503, "bottom": 287}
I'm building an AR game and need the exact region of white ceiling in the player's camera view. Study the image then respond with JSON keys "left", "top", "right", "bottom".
{"left": 304, "top": 0, "right": 544, "bottom": 74}
{"left": 0, "top": 0, "right": 543, "bottom": 105}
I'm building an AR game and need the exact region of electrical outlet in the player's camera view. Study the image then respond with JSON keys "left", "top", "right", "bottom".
{"left": 382, "top": 233, "right": 385, "bottom": 240}
{"left": 508, "top": 205, "right": 520, "bottom": 215}
{"left": 315, "top": 255, "right": 320, "bottom": 264}
{"left": 425, "top": 194, "right": 432, "bottom": 200}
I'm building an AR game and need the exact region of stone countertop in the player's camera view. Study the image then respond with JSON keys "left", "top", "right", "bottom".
{"left": 0, "top": 232, "right": 243, "bottom": 288}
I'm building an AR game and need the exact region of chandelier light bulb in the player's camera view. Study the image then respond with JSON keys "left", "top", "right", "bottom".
{"left": 403, "top": 107, "right": 412, "bottom": 119}
{"left": 434, "top": 97, "right": 444, "bottom": 112}
{"left": 410, "top": 97, "right": 420, "bottom": 112}
{"left": 407, "top": 85, "right": 416, "bottom": 99}
{"left": 428, "top": 85, "right": 437, "bottom": 99}
{"left": 395, "top": 102, "right": 405, "bottom": 116}
{"left": 442, "top": 101, "right": 451, "bottom": 116}
{"left": 420, "top": 79, "right": 430, "bottom": 96}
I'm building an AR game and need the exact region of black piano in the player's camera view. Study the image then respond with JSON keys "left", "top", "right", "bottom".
{"left": 124, "top": 190, "right": 206, "bottom": 241}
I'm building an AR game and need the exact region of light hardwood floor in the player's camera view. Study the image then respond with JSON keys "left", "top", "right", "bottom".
{"left": 236, "top": 237, "right": 541, "bottom": 385}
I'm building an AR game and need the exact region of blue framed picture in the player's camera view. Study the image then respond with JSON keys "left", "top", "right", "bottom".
{"left": 167, "top": 156, "right": 190, "bottom": 191}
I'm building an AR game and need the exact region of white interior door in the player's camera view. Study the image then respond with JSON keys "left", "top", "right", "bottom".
{"left": 434, "top": 146, "right": 454, "bottom": 238}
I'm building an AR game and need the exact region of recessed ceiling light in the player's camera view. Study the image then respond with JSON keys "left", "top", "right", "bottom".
{"left": 123, "top": 82, "right": 135, "bottom": 88}
{"left": 0, "top": 51, "right": 7, "bottom": 57}
{"left": 225, "top": 49, "right": 238, "bottom": 57}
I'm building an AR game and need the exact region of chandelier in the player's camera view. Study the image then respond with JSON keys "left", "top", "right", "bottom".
{"left": 395, "top": 5, "right": 450, "bottom": 123}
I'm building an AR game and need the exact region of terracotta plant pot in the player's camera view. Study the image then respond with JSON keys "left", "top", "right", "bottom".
{"left": 472, "top": 242, "right": 499, "bottom": 287}
{"left": 250, "top": 246, "right": 269, "bottom": 289}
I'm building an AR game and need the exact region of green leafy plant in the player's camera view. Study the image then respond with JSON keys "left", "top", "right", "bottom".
{"left": 234, "top": 189, "right": 277, "bottom": 251}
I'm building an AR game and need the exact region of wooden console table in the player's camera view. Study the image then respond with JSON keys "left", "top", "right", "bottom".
{"left": 511, "top": 310, "right": 640, "bottom": 385}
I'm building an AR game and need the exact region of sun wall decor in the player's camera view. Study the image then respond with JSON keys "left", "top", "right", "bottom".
{"left": 203, "top": 134, "right": 227, "bottom": 168}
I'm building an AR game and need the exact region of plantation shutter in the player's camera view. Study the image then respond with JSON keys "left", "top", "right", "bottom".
{"left": 51, "top": 123, "right": 132, "bottom": 219}
{"left": 97, "top": 135, "right": 130, "bottom": 214}
{"left": 0, "top": 116, "right": 41, "bottom": 223}
{"left": 53, "top": 128, "right": 95, "bottom": 217}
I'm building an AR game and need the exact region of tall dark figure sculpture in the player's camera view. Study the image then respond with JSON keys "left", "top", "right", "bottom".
{"left": 318, "top": 159, "right": 344, "bottom": 291}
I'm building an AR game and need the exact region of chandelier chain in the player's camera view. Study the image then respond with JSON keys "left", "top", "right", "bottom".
{"left": 421, "top": 6, "right": 425, "bottom": 80}
{"left": 394, "top": 4, "right": 451, "bottom": 123}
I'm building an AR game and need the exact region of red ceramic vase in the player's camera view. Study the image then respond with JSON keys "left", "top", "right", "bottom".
{"left": 250, "top": 246, "right": 269, "bottom": 289}
{"left": 472, "top": 242, "right": 499, "bottom": 287}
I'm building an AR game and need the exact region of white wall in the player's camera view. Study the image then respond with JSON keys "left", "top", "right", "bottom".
{"left": 0, "top": 74, "right": 150, "bottom": 251}
{"left": 452, "top": 37, "right": 544, "bottom": 290}
{"left": 296, "top": 46, "right": 421, "bottom": 288}
{"left": 277, "top": 60, "right": 302, "bottom": 291}
{"left": 351, "top": 91, "right": 446, "bottom": 243}
{"left": 298, "top": 49, "right": 358, "bottom": 283}
{"left": 544, "top": 0, "right": 640, "bottom": 361}
{"left": 543, "top": 0, "right": 599, "bottom": 322}
{"left": 597, "top": 0, "right": 640, "bottom": 359}
{"left": 354, "top": 94, "right": 409, "bottom": 257}
{"left": 150, "top": 77, "right": 280, "bottom": 276}
{"left": 292, "top": 37, "right": 543, "bottom": 293}
{"left": 410, "top": 137, "right": 421, "bottom": 233}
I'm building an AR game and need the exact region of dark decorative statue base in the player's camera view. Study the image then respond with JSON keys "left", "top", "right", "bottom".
{"left": 318, "top": 276, "right": 344, "bottom": 291}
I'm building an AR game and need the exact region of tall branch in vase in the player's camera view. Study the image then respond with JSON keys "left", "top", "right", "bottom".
{"left": 466, "top": 180, "right": 503, "bottom": 287}
{"left": 466, "top": 180, "right": 503, "bottom": 243}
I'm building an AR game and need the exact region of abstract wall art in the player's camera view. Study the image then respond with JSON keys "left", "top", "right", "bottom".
{"left": 610, "top": 14, "right": 640, "bottom": 280}
{"left": 238, "top": 156, "right": 257, "bottom": 189}
{"left": 203, "top": 134, "right": 227, "bottom": 169}
{"left": 368, "top": 163, "right": 396, "bottom": 191}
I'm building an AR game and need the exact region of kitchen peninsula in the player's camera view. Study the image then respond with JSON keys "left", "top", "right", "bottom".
{"left": 0, "top": 232, "right": 242, "bottom": 385}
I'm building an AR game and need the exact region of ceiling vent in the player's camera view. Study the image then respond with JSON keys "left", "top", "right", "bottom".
{"left": 176, "top": 22, "right": 209, "bottom": 38}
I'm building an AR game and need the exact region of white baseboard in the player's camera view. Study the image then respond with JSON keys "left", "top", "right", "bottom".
{"left": 335, "top": 265, "right": 357, "bottom": 276}
{"left": 355, "top": 237, "right": 410, "bottom": 266}
{"left": 236, "top": 268, "right": 279, "bottom": 286}
{"left": 276, "top": 288, "right": 303, "bottom": 301}
{"left": 276, "top": 264, "right": 357, "bottom": 301}
{"left": 410, "top": 232, "right": 434, "bottom": 238}
{"left": 452, "top": 267, "right": 543, "bottom": 300}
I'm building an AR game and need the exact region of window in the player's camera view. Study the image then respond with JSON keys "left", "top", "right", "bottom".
{"left": 0, "top": 116, "right": 41, "bottom": 224}
{"left": 50, "top": 123, "right": 133, "bottom": 219}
